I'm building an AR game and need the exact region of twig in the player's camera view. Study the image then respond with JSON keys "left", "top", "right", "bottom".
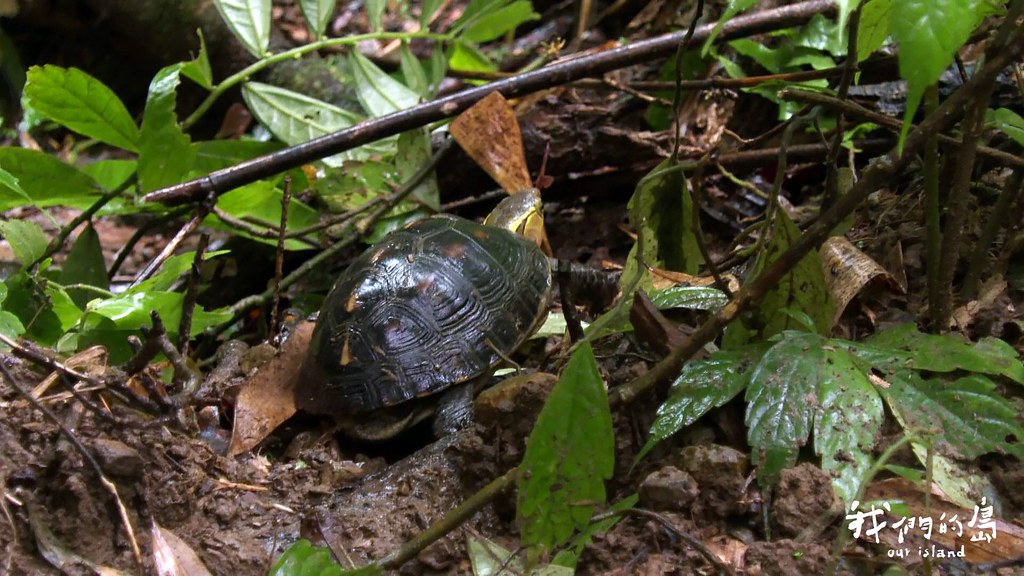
{"left": 144, "top": 0, "right": 837, "bottom": 206}
{"left": 378, "top": 468, "right": 517, "bottom": 569}
{"left": 822, "top": 4, "right": 861, "bottom": 209}
{"left": 270, "top": 177, "right": 291, "bottom": 341}
{"left": 670, "top": 0, "right": 704, "bottom": 160}
{"left": 28, "top": 181, "right": 132, "bottom": 271}
{"left": 130, "top": 209, "right": 206, "bottom": 287}
{"left": 211, "top": 207, "right": 319, "bottom": 248}
{"left": 178, "top": 234, "right": 208, "bottom": 355}
{"left": 108, "top": 206, "right": 192, "bottom": 279}
{"left": 142, "top": 311, "right": 201, "bottom": 400}
{"left": 0, "top": 361, "right": 143, "bottom": 568}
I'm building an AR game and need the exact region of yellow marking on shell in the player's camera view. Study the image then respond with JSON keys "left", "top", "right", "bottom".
{"left": 344, "top": 292, "right": 358, "bottom": 313}
{"left": 444, "top": 243, "right": 466, "bottom": 259}
{"left": 339, "top": 337, "right": 352, "bottom": 366}
{"left": 472, "top": 229, "right": 491, "bottom": 241}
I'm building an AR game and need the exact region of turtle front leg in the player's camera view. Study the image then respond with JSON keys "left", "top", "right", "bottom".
{"left": 432, "top": 381, "right": 475, "bottom": 436}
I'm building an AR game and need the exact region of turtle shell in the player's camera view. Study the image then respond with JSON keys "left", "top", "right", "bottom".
{"left": 297, "top": 214, "right": 551, "bottom": 417}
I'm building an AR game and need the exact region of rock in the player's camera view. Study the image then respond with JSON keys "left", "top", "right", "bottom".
{"left": 638, "top": 466, "right": 699, "bottom": 512}
{"left": 92, "top": 438, "right": 143, "bottom": 477}
{"left": 771, "top": 463, "right": 837, "bottom": 538}
{"left": 675, "top": 444, "right": 750, "bottom": 518}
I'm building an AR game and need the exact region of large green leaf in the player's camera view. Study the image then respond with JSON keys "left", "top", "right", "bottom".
{"left": 628, "top": 158, "right": 704, "bottom": 275}
{"left": 990, "top": 108, "right": 1024, "bottom": 147}
{"left": 639, "top": 343, "right": 769, "bottom": 461}
{"left": 349, "top": 51, "right": 421, "bottom": 117}
{"left": 889, "top": 0, "right": 986, "bottom": 147}
{"left": 214, "top": 0, "right": 271, "bottom": 58}
{"left": 241, "top": 82, "right": 367, "bottom": 167}
{"left": 208, "top": 182, "right": 321, "bottom": 249}
{"left": 0, "top": 283, "right": 26, "bottom": 343}
{"left": 139, "top": 63, "right": 197, "bottom": 192}
{"left": 23, "top": 65, "right": 141, "bottom": 152}
{"left": 86, "top": 291, "right": 231, "bottom": 337}
{"left": 268, "top": 539, "right": 361, "bottom": 576}
{"left": 857, "top": 0, "right": 892, "bottom": 62}
{"left": 192, "top": 140, "right": 284, "bottom": 173}
{"left": 880, "top": 371, "right": 1024, "bottom": 461}
{"left": 0, "top": 148, "right": 104, "bottom": 210}
{"left": 745, "top": 331, "right": 825, "bottom": 487}
{"left": 517, "top": 343, "right": 614, "bottom": 561}
{"left": 813, "top": 347, "right": 882, "bottom": 502}
{"left": 857, "top": 323, "right": 1024, "bottom": 384}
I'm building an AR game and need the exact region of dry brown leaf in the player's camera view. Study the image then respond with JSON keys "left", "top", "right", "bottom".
{"left": 450, "top": 91, "right": 532, "bottom": 192}
{"left": 152, "top": 521, "right": 214, "bottom": 576}
{"left": 820, "top": 236, "right": 903, "bottom": 325}
{"left": 228, "top": 321, "right": 313, "bottom": 456}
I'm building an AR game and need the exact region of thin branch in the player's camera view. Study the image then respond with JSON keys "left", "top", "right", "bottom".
{"left": 144, "top": 0, "right": 837, "bottom": 206}
{"left": 270, "top": 177, "right": 292, "bottom": 341}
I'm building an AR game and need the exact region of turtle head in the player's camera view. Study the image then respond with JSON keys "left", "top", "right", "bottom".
{"left": 484, "top": 188, "right": 551, "bottom": 255}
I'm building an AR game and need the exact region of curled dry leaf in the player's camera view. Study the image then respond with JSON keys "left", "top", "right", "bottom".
{"left": 228, "top": 321, "right": 314, "bottom": 456}
{"left": 820, "top": 236, "right": 904, "bottom": 325}
{"left": 152, "top": 521, "right": 213, "bottom": 576}
{"left": 450, "top": 91, "right": 533, "bottom": 193}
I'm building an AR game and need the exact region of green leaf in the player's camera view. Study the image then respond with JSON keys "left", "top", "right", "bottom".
{"left": 208, "top": 181, "right": 321, "bottom": 249}
{"left": 628, "top": 158, "right": 704, "bottom": 274}
{"left": 214, "top": 0, "right": 272, "bottom": 58}
{"left": 23, "top": 65, "right": 141, "bottom": 152}
{"left": 857, "top": 0, "right": 892, "bottom": 62}
{"left": 813, "top": 347, "right": 882, "bottom": 502}
{"left": 349, "top": 51, "right": 421, "bottom": 117}
{"left": 448, "top": 40, "right": 496, "bottom": 75}
{"left": 127, "top": 250, "right": 228, "bottom": 295}
{"left": 139, "top": 64, "right": 197, "bottom": 192}
{"left": 80, "top": 159, "right": 137, "bottom": 192}
{"left": 241, "top": 82, "right": 369, "bottom": 167}
{"left": 366, "top": 0, "right": 386, "bottom": 31}
{"left": 0, "top": 148, "right": 103, "bottom": 210}
{"left": 0, "top": 219, "right": 48, "bottom": 267}
{"left": 859, "top": 323, "right": 1024, "bottom": 383}
{"left": 46, "top": 282, "right": 82, "bottom": 332}
{"left": 193, "top": 139, "right": 284, "bottom": 173}
{"left": 400, "top": 43, "right": 429, "bottom": 97}
{"left": 59, "top": 224, "right": 109, "bottom": 308}
{"left": 836, "top": 0, "right": 861, "bottom": 42}
{"left": 87, "top": 292, "right": 231, "bottom": 337}
{"left": 745, "top": 331, "right": 825, "bottom": 487}
{"left": 468, "top": 535, "right": 523, "bottom": 576}
{"left": 463, "top": 1, "right": 539, "bottom": 43}
{"left": 420, "top": 0, "right": 446, "bottom": 27}
{"left": 0, "top": 283, "right": 27, "bottom": 343}
{"left": 2, "top": 272, "right": 66, "bottom": 346}
{"left": 517, "top": 343, "right": 614, "bottom": 561}
{"left": 701, "top": 0, "right": 759, "bottom": 55}
{"left": 395, "top": 128, "right": 439, "bottom": 210}
{"left": 648, "top": 286, "right": 728, "bottom": 311}
{"left": 880, "top": 372, "right": 1024, "bottom": 461}
{"left": 889, "top": 0, "right": 985, "bottom": 148}
{"left": 181, "top": 30, "right": 214, "bottom": 89}
{"left": 300, "top": 0, "right": 336, "bottom": 38}
{"left": 268, "top": 539, "right": 348, "bottom": 576}
{"left": 990, "top": 107, "right": 1024, "bottom": 147}
{"left": 750, "top": 209, "right": 832, "bottom": 339}
{"left": 0, "top": 166, "right": 31, "bottom": 205}
{"left": 639, "top": 344, "right": 769, "bottom": 461}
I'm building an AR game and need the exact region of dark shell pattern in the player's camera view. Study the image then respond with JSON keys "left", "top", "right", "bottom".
{"left": 302, "top": 214, "right": 551, "bottom": 415}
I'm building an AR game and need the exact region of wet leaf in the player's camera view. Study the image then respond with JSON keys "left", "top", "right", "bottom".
{"left": 517, "top": 342, "right": 614, "bottom": 561}
{"left": 859, "top": 323, "right": 1024, "bottom": 383}
{"left": 0, "top": 219, "right": 48, "bottom": 266}
{"left": 0, "top": 147, "right": 103, "bottom": 210}
{"left": 639, "top": 344, "right": 768, "bottom": 461}
{"left": 23, "top": 65, "right": 140, "bottom": 152}
{"left": 59, "top": 224, "right": 109, "bottom": 308}
{"left": 86, "top": 292, "right": 231, "bottom": 337}
{"left": 300, "top": 0, "right": 335, "bottom": 38}
{"left": 468, "top": 535, "right": 523, "bottom": 576}
{"left": 745, "top": 331, "right": 825, "bottom": 487}
{"left": 152, "top": 521, "right": 214, "bottom": 576}
{"left": 648, "top": 285, "right": 728, "bottom": 310}
{"left": 139, "top": 64, "right": 197, "bottom": 192}
{"left": 214, "top": 0, "right": 271, "bottom": 58}
{"left": 450, "top": 92, "right": 532, "bottom": 192}
{"left": 813, "top": 347, "right": 882, "bottom": 502}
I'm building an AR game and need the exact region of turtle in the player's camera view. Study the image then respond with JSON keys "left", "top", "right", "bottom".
{"left": 296, "top": 189, "right": 552, "bottom": 441}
